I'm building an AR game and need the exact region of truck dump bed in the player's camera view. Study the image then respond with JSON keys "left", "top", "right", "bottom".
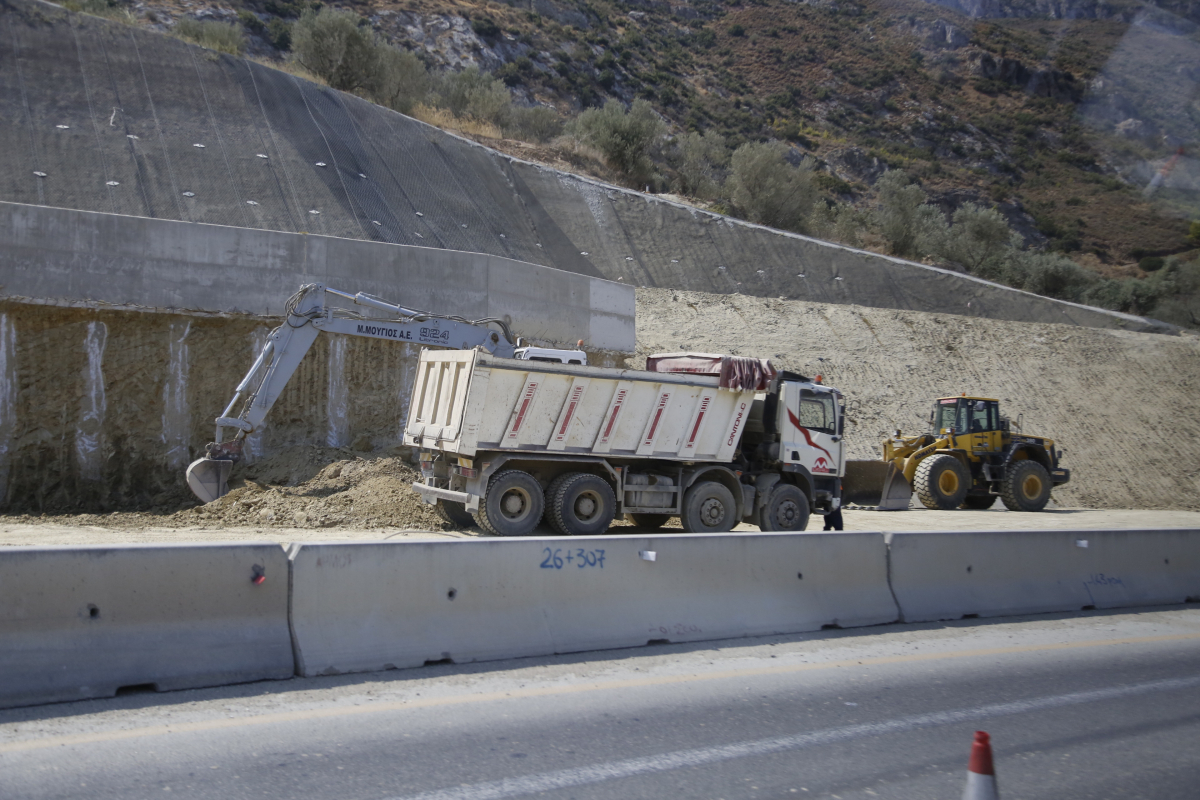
{"left": 404, "top": 350, "right": 759, "bottom": 463}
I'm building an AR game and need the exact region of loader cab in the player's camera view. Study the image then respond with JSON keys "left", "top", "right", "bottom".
{"left": 931, "top": 396, "right": 1002, "bottom": 454}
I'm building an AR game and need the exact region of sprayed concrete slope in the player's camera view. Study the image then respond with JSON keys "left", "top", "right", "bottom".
{"left": 0, "top": 0, "right": 1174, "bottom": 333}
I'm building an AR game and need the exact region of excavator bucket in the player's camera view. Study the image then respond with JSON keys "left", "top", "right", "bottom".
{"left": 186, "top": 457, "right": 233, "bottom": 504}
{"left": 842, "top": 460, "right": 913, "bottom": 511}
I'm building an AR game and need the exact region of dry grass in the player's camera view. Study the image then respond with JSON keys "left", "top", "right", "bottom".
{"left": 247, "top": 55, "right": 328, "bottom": 87}
{"left": 410, "top": 105, "right": 503, "bottom": 139}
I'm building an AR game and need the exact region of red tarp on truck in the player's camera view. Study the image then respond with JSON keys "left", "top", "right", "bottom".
{"left": 646, "top": 352, "right": 776, "bottom": 391}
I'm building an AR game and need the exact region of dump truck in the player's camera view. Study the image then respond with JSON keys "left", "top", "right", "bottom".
{"left": 843, "top": 395, "right": 1069, "bottom": 512}
{"left": 406, "top": 349, "right": 847, "bottom": 535}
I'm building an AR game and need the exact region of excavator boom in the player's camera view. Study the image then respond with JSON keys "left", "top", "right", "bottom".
{"left": 185, "top": 283, "right": 523, "bottom": 503}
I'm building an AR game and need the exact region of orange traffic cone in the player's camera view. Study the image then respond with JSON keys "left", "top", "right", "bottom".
{"left": 963, "top": 731, "right": 999, "bottom": 800}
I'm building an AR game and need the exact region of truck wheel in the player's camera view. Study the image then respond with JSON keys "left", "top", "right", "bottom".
{"left": 625, "top": 513, "right": 671, "bottom": 530}
{"left": 548, "top": 473, "right": 616, "bottom": 536}
{"left": 914, "top": 454, "right": 970, "bottom": 510}
{"left": 961, "top": 494, "right": 996, "bottom": 510}
{"left": 436, "top": 499, "right": 476, "bottom": 528}
{"left": 680, "top": 481, "right": 737, "bottom": 533}
{"left": 758, "top": 483, "right": 810, "bottom": 531}
{"left": 477, "top": 470, "right": 544, "bottom": 536}
{"left": 1000, "top": 460, "right": 1052, "bottom": 512}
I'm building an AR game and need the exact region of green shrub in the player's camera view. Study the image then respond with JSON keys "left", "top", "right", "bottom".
{"left": 725, "top": 141, "right": 819, "bottom": 233}
{"left": 267, "top": 18, "right": 292, "bottom": 51}
{"left": 238, "top": 9, "right": 265, "bottom": 34}
{"left": 728, "top": 24, "right": 745, "bottom": 37}
{"left": 471, "top": 17, "right": 501, "bottom": 40}
{"left": 672, "top": 130, "right": 728, "bottom": 199}
{"left": 508, "top": 106, "right": 563, "bottom": 143}
{"left": 812, "top": 202, "right": 869, "bottom": 247}
{"left": 372, "top": 47, "right": 430, "bottom": 114}
{"left": 1139, "top": 256, "right": 1165, "bottom": 272}
{"left": 939, "top": 203, "right": 1019, "bottom": 279}
{"left": 291, "top": 8, "right": 381, "bottom": 93}
{"left": 567, "top": 99, "right": 665, "bottom": 182}
{"left": 872, "top": 170, "right": 945, "bottom": 258}
{"left": 173, "top": 18, "right": 246, "bottom": 55}
{"left": 1189, "top": 220, "right": 1200, "bottom": 246}
{"left": 434, "top": 66, "right": 512, "bottom": 126}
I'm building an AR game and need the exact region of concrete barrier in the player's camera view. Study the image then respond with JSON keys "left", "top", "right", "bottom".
{"left": 0, "top": 201, "right": 637, "bottom": 353}
{"left": 887, "top": 529, "right": 1200, "bottom": 622}
{"left": 288, "top": 532, "right": 898, "bottom": 676}
{"left": 0, "top": 543, "right": 293, "bottom": 709}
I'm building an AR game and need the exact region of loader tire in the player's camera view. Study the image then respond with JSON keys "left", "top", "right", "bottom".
{"left": 1000, "top": 460, "right": 1052, "bottom": 512}
{"left": 961, "top": 494, "right": 997, "bottom": 510}
{"left": 436, "top": 499, "right": 476, "bottom": 528}
{"left": 758, "top": 483, "right": 810, "bottom": 532}
{"left": 914, "top": 454, "right": 970, "bottom": 510}
{"left": 477, "top": 470, "right": 544, "bottom": 536}
{"left": 548, "top": 473, "right": 616, "bottom": 536}
{"left": 626, "top": 513, "right": 671, "bottom": 530}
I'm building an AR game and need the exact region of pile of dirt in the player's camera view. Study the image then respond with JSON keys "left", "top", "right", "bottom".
{"left": 6, "top": 446, "right": 451, "bottom": 532}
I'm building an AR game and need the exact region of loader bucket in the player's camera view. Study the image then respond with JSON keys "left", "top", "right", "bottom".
{"left": 842, "top": 460, "right": 913, "bottom": 511}
{"left": 186, "top": 457, "right": 233, "bottom": 504}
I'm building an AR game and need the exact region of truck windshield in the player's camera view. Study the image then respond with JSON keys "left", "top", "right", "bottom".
{"left": 799, "top": 390, "right": 837, "bottom": 435}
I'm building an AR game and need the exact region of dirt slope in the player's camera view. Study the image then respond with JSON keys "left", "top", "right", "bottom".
{"left": 634, "top": 288, "right": 1200, "bottom": 511}
{"left": 6, "top": 286, "right": 1199, "bottom": 539}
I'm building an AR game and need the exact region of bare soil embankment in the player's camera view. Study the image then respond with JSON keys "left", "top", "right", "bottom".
{"left": 633, "top": 288, "right": 1200, "bottom": 512}
{"left": 3, "top": 287, "right": 1198, "bottom": 544}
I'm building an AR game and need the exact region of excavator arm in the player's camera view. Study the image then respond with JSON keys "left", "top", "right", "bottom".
{"left": 185, "top": 283, "right": 517, "bottom": 502}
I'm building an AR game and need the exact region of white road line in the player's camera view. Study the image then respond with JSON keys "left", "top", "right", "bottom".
{"left": 386, "top": 674, "right": 1200, "bottom": 800}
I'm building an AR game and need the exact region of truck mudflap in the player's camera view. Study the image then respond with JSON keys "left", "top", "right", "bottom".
{"left": 411, "top": 482, "right": 475, "bottom": 508}
{"left": 1051, "top": 468, "right": 1070, "bottom": 486}
{"left": 842, "top": 460, "right": 913, "bottom": 511}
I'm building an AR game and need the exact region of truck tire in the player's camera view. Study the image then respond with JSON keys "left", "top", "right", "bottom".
{"left": 758, "top": 483, "right": 810, "bottom": 531}
{"left": 625, "top": 513, "right": 671, "bottom": 529}
{"left": 477, "top": 470, "right": 544, "bottom": 536}
{"left": 961, "top": 494, "right": 996, "bottom": 510}
{"left": 436, "top": 499, "right": 476, "bottom": 528}
{"left": 680, "top": 481, "right": 737, "bottom": 533}
{"left": 914, "top": 454, "right": 970, "bottom": 510}
{"left": 1000, "top": 460, "right": 1052, "bottom": 512}
{"left": 548, "top": 473, "right": 616, "bottom": 536}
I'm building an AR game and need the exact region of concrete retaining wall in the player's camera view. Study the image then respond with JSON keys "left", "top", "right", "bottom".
{"left": 0, "top": 543, "right": 293, "bottom": 709}
{"left": 287, "top": 532, "right": 898, "bottom": 676}
{"left": 887, "top": 529, "right": 1200, "bottom": 622}
{"left": 0, "top": 201, "right": 635, "bottom": 353}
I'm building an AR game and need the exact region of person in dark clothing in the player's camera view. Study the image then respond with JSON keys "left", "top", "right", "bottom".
{"left": 823, "top": 506, "right": 844, "bottom": 531}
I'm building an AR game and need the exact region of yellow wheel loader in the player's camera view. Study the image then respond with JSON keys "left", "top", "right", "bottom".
{"left": 843, "top": 395, "right": 1070, "bottom": 512}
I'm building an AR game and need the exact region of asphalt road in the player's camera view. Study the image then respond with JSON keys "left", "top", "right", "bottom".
{"left": 3, "top": 606, "right": 1199, "bottom": 800}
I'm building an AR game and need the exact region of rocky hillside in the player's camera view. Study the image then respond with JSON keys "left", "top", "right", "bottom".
{"left": 55, "top": 0, "right": 1200, "bottom": 321}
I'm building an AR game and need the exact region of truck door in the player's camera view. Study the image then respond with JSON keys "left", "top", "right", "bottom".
{"left": 780, "top": 383, "right": 842, "bottom": 479}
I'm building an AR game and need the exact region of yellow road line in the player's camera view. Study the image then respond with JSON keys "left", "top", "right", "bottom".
{"left": 3, "top": 631, "right": 1199, "bottom": 754}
